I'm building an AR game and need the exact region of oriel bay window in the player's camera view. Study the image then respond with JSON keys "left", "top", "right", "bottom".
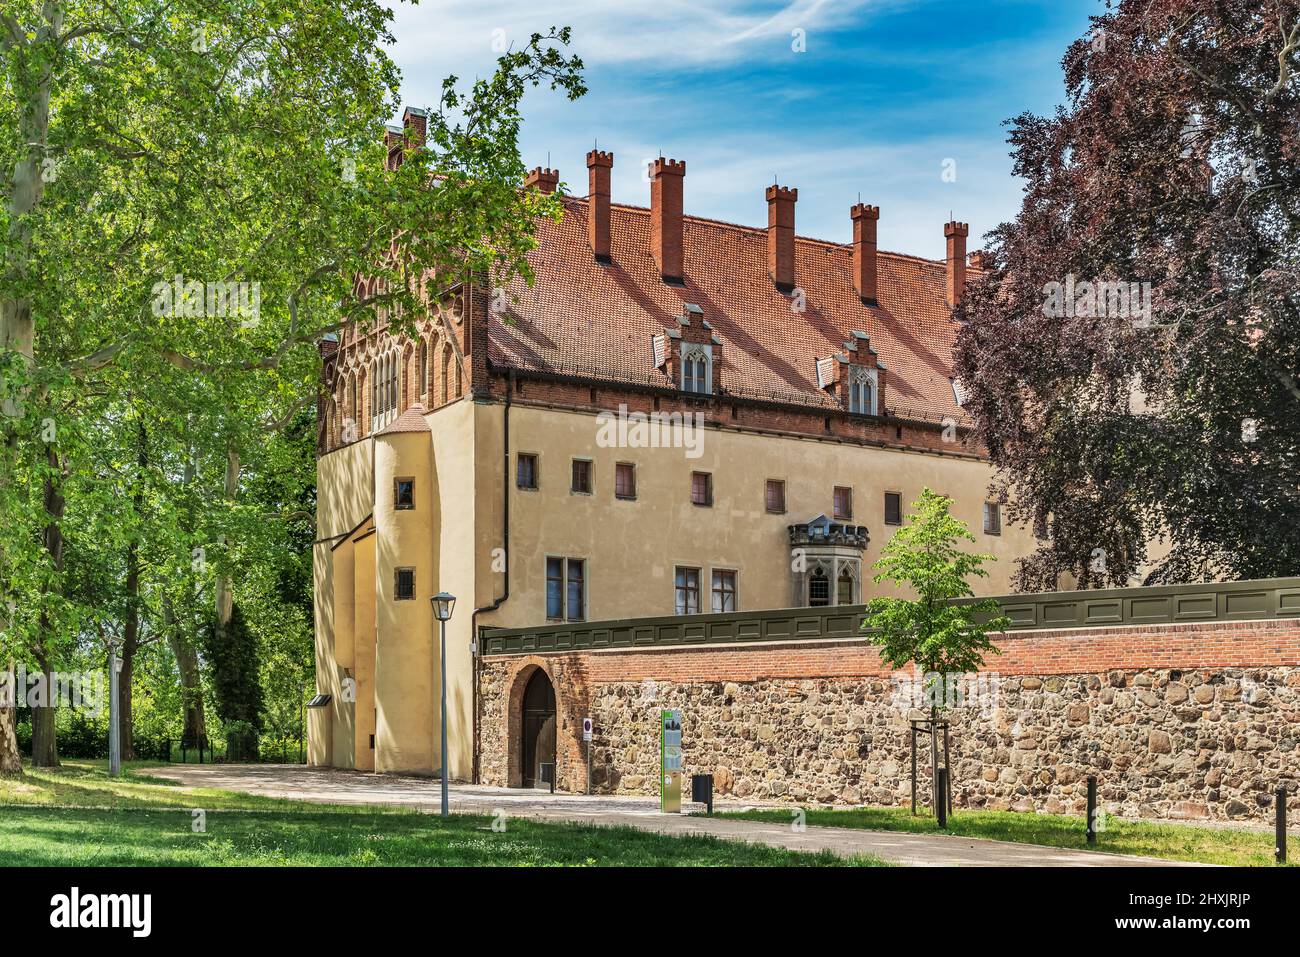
{"left": 546, "top": 557, "right": 586, "bottom": 621}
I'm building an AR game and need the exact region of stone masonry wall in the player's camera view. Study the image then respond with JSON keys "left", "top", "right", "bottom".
{"left": 478, "top": 619, "right": 1300, "bottom": 823}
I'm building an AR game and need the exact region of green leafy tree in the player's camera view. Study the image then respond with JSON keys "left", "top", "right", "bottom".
{"left": 0, "top": 0, "right": 584, "bottom": 773}
{"left": 864, "top": 489, "right": 1010, "bottom": 815}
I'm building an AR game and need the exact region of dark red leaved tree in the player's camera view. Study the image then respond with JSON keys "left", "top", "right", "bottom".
{"left": 955, "top": 0, "right": 1300, "bottom": 589}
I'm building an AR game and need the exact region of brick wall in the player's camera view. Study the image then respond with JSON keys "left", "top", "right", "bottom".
{"left": 478, "top": 617, "right": 1300, "bottom": 822}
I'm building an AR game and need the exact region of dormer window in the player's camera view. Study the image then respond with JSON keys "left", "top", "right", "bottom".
{"left": 682, "top": 345, "right": 712, "bottom": 395}
{"left": 952, "top": 377, "right": 968, "bottom": 407}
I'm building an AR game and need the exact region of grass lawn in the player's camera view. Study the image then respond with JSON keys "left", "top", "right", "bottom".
{"left": 0, "top": 762, "right": 884, "bottom": 867}
{"left": 714, "top": 804, "right": 1292, "bottom": 867}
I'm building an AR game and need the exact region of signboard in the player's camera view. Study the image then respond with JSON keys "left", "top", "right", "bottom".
{"left": 582, "top": 717, "right": 593, "bottom": 742}
{"left": 660, "top": 709, "right": 682, "bottom": 813}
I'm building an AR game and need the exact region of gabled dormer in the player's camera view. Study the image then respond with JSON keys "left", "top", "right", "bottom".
{"left": 816, "top": 330, "right": 885, "bottom": 416}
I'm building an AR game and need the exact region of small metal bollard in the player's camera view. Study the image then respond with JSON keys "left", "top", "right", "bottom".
{"left": 936, "top": 768, "right": 948, "bottom": 828}
{"left": 691, "top": 773, "right": 714, "bottom": 814}
{"left": 539, "top": 762, "right": 555, "bottom": 794}
{"left": 1086, "top": 776, "right": 1098, "bottom": 846}
{"left": 1277, "top": 786, "right": 1288, "bottom": 865}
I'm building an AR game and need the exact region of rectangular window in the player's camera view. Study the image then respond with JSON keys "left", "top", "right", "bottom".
{"left": 691, "top": 471, "right": 712, "bottom": 507}
{"left": 884, "top": 491, "right": 902, "bottom": 526}
{"left": 394, "top": 478, "right": 415, "bottom": 510}
{"left": 571, "top": 459, "right": 593, "bottom": 494}
{"left": 765, "top": 479, "right": 786, "bottom": 514}
{"left": 394, "top": 567, "right": 415, "bottom": 601}
{"left": 517, "top": 453, "right": 538, "bottom": 490}
{"left": 615, "top": 462, "right": 637, "bottom": 500}
{"left": 984, "top": 502, "right": 1002, "bottom": 536}
{"left": 675, "top": 567, "right": 701, "bottom": 615}
{"left": 566, "top": 559, "right": 585, "bottom": 621}
{"left": 834, "top": 486, "right": 853, "bottom": 521}
{"left": 711, "top": 570, "right": 737, "bottom": 613}
{"left": 546, "top": 557, "right": 586, "bottom": 621}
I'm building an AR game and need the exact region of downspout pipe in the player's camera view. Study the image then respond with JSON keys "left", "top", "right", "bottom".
{"left": 470, "top": 365, "right": 512, "bottom": 783}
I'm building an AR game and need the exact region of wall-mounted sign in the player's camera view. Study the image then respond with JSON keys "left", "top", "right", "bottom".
{"left": 582, "top": 717, "right": 593, "bottom": 742}
{"left": 661, "top": 709, "right": 682, "bottom": 813}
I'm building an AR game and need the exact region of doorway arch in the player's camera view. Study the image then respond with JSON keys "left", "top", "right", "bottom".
{"left": 520, "top": 668, "right": 556, "bottom": 788}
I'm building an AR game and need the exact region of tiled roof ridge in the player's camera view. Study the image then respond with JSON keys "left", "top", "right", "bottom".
{"left": 562, "top": 194, "right": 956, "bottom": 269}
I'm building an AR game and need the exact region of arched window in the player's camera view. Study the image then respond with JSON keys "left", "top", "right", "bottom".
{"left": 848, "top": 367, "right": 875, "bottom": 415}
{"left": 441, "top": 346, "right": 451, "bottom": 404}
{"left": 682, "top": 347, "right": 711, "bottom": 395}
{"left": 808, "top": 566, "right": 830, "bottom": 607}
{"left": 418, "top": 340, "right": 428, "bottom": 396}
{"left": 837, "top": 565, "right": 856, "bottom": 605}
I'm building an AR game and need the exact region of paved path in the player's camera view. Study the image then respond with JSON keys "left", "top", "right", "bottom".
{"left": 138, "top": 764, "right": 1201, "bottom": 867}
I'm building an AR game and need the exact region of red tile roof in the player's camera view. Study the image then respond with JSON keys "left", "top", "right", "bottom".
{"left": 489, "top": 196, "right": 976, "bottom": 424}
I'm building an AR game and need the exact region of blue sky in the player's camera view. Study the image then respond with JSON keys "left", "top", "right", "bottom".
{"left": 386, "top": 0, "right": 1099, "bottom": 260}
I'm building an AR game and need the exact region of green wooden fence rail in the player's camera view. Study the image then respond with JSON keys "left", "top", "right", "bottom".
{"left": 478, "top": 577, "right": 1300, "bottom": 657}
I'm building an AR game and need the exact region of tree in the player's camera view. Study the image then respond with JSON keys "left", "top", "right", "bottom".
{"left": 0, "top": 1, "right": 584, "bottom": 770}
{"left": 954, "top": 0, "right": 1300, "bottom": 589}
{"left": 863, "top": 489, "right": 1010, "bottom": 817}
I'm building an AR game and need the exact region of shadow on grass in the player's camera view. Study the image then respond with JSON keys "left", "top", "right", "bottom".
{"left": 0, "top": 806, "right": 882, "bottom": 867}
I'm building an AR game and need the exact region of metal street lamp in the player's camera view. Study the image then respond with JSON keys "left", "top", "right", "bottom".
{"left": 106, "top": 637, "right": 122, "bottom": 777}
{"left": 431, "top": 592, "right": 456, "bottom": 817}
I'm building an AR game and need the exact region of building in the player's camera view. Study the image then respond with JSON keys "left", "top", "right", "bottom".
{"left": 309, "top": 113, "right": 1040, "bottom": 779}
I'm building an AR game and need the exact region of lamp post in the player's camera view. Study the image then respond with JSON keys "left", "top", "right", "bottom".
{"left": 431, "top": 591, "right": 456, "bottom": 818}
{"left": 107, "top": 638, "right": 122, "bottom": 777}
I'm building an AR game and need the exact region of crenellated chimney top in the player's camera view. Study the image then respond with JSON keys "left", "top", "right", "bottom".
{"left": 587, "top": 150, "right": 613, "bottom": 262}
{"left": 525, "top": 166, "right": 560, "bottom": 194}
{"left": 650, "top": 157, "right": 686, "bottom": 283}
{"left": 766, "top": 184, "right": 797, "bottom": 292}
{"left": 944, "top": 220, "right": 969, "bottom": 308}
{"left": 850, "top": 203, "right": 880, "bottom": 304}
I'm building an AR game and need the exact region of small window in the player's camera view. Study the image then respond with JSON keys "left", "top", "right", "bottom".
{"left": 765, "top": 479, "right": 786, "bottom": 514}
{"left": 691, "top": 471, "right": 712, "bottom": 507}
{"left": 711, "top": 570, "right": 737, "bottom": 613}
{"left": 808, "top": 567, "right": 830, "bottom": 607}
{"left": 394, "top": 478, "right": 415, "bottom": 510}
{"left": 884, "top": 491, "right": 902, "bottom": 526}
{"left": 984, "top": 502, "right": 1002, "bottom": 536}
{"left": 615, "top": 463, "right": 637, "bottom": 500}
{"left": 546, "top": 557, "right": 586, "bottom": 621}
{"left": 848, "top": 373, "right": 874, "bottom": 415}
{"left": 833, "top": 486, "right": 853, "bottom": 521}
{"left": 683, "top": 348, "right": 711, "bottom": 395}
{"left": 571, "top": 459, "right": 593, "bottom": 494}
{"left": 517, "top": 453, "right": 538, "bottom": 490}
{"left": 675, "top": 567, "right": 701, "bottom": 615}
{"left": 394, "top": 567, "right": 416, "bottom": 601}
{"left": 837, "top": 566, "right": 855, "bottom": 605}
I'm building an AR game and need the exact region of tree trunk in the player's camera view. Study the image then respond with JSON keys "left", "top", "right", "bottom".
{"left": 29, "top": 660, "right": 59, "bottom": 767}
{"left": 929, "top": 703, "right": 941, "bottom": 816}
{"left": 164, "top": 599, "right": 206, "bottom": 748}
{"left": 213, "top": 448, "right": 241, "bottom": 646}
{"left": 0, "top": 5, "right": 58, "bottom": 779}
{"left": 0, "top": 659, "right": 22, "bottom": 775}
{"left": 30, "top": 445, "right": 66, "bottom": 767}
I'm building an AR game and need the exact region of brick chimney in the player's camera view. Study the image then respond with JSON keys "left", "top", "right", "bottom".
{"left": 766, "top": 185, "right": 797, "bottom": 291}
{"left": 402, "top": 106, "right": 427, "bottom": 149}
{"left": 650, "top": 157, "right": 686, "bottom": 282}
{"left": 587, "top": 150, "right": 613, "bottom": 262}
{"left": 850, "top": 203, "right": 880, "bottom": 304}
{"left": 525, "top": 167, "right": 559, "bottom": 194}
{"left": 944, "top": 220, "right": 969, "bottom": 307}
{"left": 968, "top": 249, "right": 987, "bottom": 271}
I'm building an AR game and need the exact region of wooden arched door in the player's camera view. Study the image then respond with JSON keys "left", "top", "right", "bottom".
{"left": 521, "top": 669, "right": 556, "bottom": 788}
